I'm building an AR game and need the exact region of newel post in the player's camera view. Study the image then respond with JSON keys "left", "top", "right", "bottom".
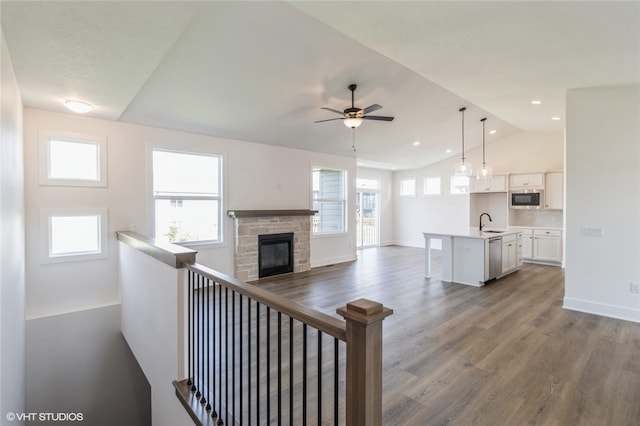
{"left": 337, "top": 298, "right": 393, "bottom": 426}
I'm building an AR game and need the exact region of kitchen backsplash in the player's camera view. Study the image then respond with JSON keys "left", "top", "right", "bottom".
{"left": 509, "top": 209, "right": 563, "bottom": 228}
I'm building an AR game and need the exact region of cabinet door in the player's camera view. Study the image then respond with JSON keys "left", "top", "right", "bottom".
{"left": 471, "top": 175, "right": 507, "bottom": 193}
{"left": 489, "top": 175, "right": 507, "bottom": 192}
{"left": 522, "top": 234, "right": 533, "bottom": 259}
{"left": 545, "top": 172, "right": 563, "bottom": 209}
{"left": 502, "top": 241, "right": 517, "bottom": 273}
{"left": 533, "top": 235, "right": 562, "bottom": 262}
{"left": 509, "top": 173, "right": 544, "bottom": 189}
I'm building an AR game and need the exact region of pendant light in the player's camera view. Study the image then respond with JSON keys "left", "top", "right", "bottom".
{"left": 476, "top": 117, "right": 492, "bottom": 180}
{"left": 454, "top": 107, "right": 472, "bottom": 176}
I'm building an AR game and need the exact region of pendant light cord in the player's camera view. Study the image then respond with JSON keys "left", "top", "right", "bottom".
{"left": 481, "top": 117, "right": 487, "bottom": 166}
{"left": 459, "top": 107, "right": 466, "bottom": 163}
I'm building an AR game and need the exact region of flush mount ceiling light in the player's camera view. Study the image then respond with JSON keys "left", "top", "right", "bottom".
{"left": 551, "top": 116, "right": 561, "bottom": 121}
{"left": 454, "top": 107, "right": 472, "bottom": 176}
{"left": 64, "top": 100, "right": 93, "bottom": 114}
{"left": 531, "top": 100, "right": 542, "bottom": 105}
{"left": 476, "top": 117, "right": 493, "bottom": 181}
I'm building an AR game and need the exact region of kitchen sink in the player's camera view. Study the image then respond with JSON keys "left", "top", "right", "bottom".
{"left": 482, "top": 230, "right": 506, "bottom": 233}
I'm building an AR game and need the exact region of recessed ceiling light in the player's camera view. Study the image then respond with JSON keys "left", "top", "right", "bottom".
{"left": 551, "top": 116, "right": 561, "bottom": 121}
{"left": 413, "top": 141, "right": 420, "bottom": 146}
{"left": 489, "top": 130, "right": 497, "bottom": 135}
{"left": 531, "top": 100, "right": 542, "bottom": 105}
{"left": 64, "top": 100, "right": 93, "bottom": 114}
{"left": 445, "top": 149, "right": 452, "bottom": 154}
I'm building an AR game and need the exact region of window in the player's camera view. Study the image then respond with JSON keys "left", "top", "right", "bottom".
{"left": 400, "top": 178, "right": 416, "bottom": 197}
{"left": 41, "top": 208, "right": 108, "bottom": 263}
{"left": 312, "top": 167, "right": 346, "bottom": 234}
{"left": 450, "top": 175, "right": 470, "bottom": 195}
{"left": 152, "top": 150, "right": 222, "bottom": 244}
{"left": 424, "top": 176, "right": 442, "bottom": 196}
{"left": 39, "top": 131, "right": 107, "bottom": 187}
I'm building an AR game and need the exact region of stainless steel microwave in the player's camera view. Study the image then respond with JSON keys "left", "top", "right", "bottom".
{"left": 510, "top": 191, "right": 542, "bottom": 209}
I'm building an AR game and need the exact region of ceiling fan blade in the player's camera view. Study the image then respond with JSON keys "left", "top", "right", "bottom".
{"left": 320, "top": 107, "right": 345, "bottom": 115}
{"left": 363, "top": 115, "right": 394, "bottom": 121}
{"left": 314, "top": 117, "right": 344, "bottom": 123}
{"left": 362, "top": 104, "right": 383, "bottom": 114}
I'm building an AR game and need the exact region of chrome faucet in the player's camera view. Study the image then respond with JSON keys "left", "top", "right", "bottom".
{"left": 479, "top": 212, "right": 493, "bottom": 231}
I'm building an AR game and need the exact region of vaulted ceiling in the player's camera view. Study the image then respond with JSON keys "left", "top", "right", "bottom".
{"left": 2, "top": 1, "right": 639, "bottom": 170}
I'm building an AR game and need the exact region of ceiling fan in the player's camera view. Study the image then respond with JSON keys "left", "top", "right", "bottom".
{"left": 315, "top": 84, "right": 394, "bottom": 128}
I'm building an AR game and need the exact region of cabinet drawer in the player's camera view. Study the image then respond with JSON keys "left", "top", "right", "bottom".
{"left": 533, "top": 229, "right": 561, "bottom": 237}
{"left": 502, "top": 234, "right": 516, "bottom": 243}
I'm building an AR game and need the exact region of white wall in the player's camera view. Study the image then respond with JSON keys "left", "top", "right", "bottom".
{"left": 356, "top": 167, "right": 393, "bottom": 246}
{"left": 23, "top": 108, "right": 356, "bottom": 318}
{"left": 564, "top": 85, "right": 640, "bottom": 323}
{"left": 392, "top": 130, "right": 564, "bottom": 248}
{"left": 0, "top": 27, "right": 25, "bottom": 422}
{"left": 119, "top": 242, "right": 190, "bottom": 426}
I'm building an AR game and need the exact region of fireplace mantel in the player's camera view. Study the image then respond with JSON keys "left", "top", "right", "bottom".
{"left": 227, "top": 209, "right": 317, "bottom": 219}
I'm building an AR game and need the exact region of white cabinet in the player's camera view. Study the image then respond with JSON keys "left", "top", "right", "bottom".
{"left": 518, "top": 227, "right": 562, "bottom": 264}
{"left": 533, "top": 229, "right": 562, "bottom": 263}
{"left": 516, "top": 232, "right": 523, "bottom": 267}
{"left": 545, "top": 172, "right": 563, "bottom": 210}
{"left": 470, "top": 174, "right": 507, "bottom": 193}
{"left": 501, "top": 234, "right": 518, "bottom": 274}
{"left": 521, "top": 229, "right": 533, "bottom": 260}
{"left": 509, "top": 173, "right": 544, "bottom": 190}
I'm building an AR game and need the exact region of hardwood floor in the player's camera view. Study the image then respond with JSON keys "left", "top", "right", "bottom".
{"left": 254, "top": 246, "right": 640, "bottom": 426}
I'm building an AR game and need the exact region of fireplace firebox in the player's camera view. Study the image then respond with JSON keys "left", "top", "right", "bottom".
{"left": 258, "top": 233, "right": 294, "bottom": 278}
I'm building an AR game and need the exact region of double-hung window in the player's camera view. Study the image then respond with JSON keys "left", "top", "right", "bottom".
{"left": 312, "top": 167, "right": 346, "bottom": 234}
{"left": 152, "top": 150, "right": 222, "bottom": 244}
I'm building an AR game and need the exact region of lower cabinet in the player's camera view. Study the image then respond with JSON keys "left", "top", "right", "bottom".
{"left": 501, "top": 234, "right": 518, "bottom": 274}
{"left": 533, "top": 229, "right": 563, "bottom": 262}
{"left": 518, "top": 228, "right": 562, "bottom": 264}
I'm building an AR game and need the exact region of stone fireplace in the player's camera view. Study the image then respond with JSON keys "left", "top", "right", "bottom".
{"left": 228, "top": 210, "right": 316, "bottom": 282}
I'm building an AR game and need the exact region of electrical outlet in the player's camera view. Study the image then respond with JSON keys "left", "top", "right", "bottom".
{"left": 631, "top": 282, "right": 640, "bottom": 294}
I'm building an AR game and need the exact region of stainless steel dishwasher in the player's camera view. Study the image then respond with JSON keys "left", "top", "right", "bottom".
{"left": 488, "top": 236, "right": 502, "bottom": 280}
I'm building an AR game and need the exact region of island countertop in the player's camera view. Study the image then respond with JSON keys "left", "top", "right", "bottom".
{"left": 423, "top": 228, "right": 520, "bottom": 240}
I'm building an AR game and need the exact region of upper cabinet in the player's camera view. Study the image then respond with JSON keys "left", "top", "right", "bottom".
{"left": 545, "top": 171, "right": 564, "bottom": 210}
{"left": 470, "top": 174, "right": 507, "bottom": 193}
{"left": 509, "top": 173, "right": 544, "bottom": 190}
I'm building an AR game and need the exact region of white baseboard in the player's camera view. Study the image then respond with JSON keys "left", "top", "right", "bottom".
{"left": 390, "top": 240, "right": 425, "bottom": 248}
{"left": 563, "top": 297, "right": 640, "bottom": 323}
{"left": 311, "top": 254, "right": 357, "bottom": 268}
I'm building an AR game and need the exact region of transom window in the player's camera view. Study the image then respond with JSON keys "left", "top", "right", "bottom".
{"left": 400, "top": 178, "right": 416, "bottom": 197}
{"left": 152, "top": 150, "right": 222, "bottom": 244}
{"left": 450, "top": 175, "right": 470, "bottom": 195}
{"left": 312, "top": 167, "right": 346, "bottom": 234}
{"left": 424, "top": 176, "right": 442, "bottom": 196}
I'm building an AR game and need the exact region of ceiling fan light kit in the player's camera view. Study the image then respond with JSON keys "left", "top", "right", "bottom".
{"left": 454, "top": 107, "right": 472, "bottom": 176}
{"left": 344, "top": 117, "right": 363, "bottom": 128}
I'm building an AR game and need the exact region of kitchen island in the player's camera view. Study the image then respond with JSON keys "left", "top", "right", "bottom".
{"left": 423, "top": 228, "right": 522, "bottom": 286}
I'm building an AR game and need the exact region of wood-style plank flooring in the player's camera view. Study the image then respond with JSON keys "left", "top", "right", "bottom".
{"left": 254, "top": 246, "right": 640, "bottom": 426}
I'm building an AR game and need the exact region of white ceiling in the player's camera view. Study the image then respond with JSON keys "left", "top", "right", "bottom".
{"left": 2, "top": 1, "right": 639, "bottom": 170}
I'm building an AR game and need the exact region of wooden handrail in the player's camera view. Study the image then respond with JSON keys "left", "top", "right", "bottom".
{"left": 185, "top": 262, "right": 347, "bottom": 341}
